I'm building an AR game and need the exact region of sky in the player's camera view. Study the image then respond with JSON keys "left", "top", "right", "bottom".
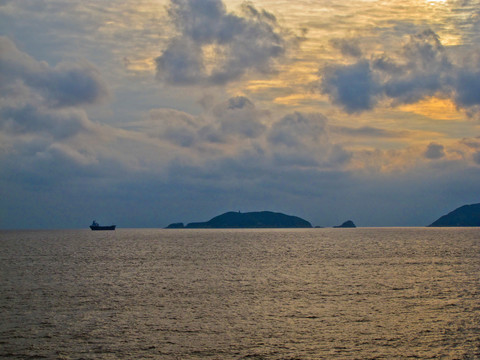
{"left": 1, "top": 0, "right": 480, "bottom": 229}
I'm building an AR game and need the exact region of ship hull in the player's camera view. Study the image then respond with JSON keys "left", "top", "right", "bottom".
{"left": 90, "top": 225, "right": 116, "bottom": 231}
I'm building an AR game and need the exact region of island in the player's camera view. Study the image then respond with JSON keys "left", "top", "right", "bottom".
{"left": 428, "top": 203, "right": 480, "bottom": 227}
{"left": 166, "top": 211, "right": 312, "bottom": 229}
{"left": 165, "top": 222, "right": 184, "bottom": 229}
{"left": 333, "top": 220, "right": 356, "bottom": 228}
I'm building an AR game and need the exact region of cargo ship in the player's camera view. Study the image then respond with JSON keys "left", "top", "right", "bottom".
{"left": 90, "top": 220, "right": 116, "bottom": 231}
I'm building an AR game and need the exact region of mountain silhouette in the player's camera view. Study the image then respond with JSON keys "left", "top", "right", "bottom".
{"left": 167, "top": 211, "right": 312, "bottom": 228}
{"left": 333, "top": 220, "right": 356, "bottom": 228}
{"left": 429, "top": 203, "right": 480, "bottom": 227}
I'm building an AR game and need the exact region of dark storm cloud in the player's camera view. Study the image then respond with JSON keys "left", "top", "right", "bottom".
{"left": 454, "top": 69, "right": 480, "bottom": 108}
{"left": 155, "top": 38, "right": 205, "bottom": 86}
{"left": 0, "top": 36, "right": 109, "bottom": 148}
{"left": 0, "top": 105, "right": 92, "bottom": 139}
{"left": 0, "top": 36, "right": 113, "bottom": 187}
{"left": 320, "top": 29, "right": 480, "bottom": 115}
{"left": 155, "top": 0, "right": 291, "bottom": 85}
{"left": 424, "top": 142, "right": 445, "bottom": 159}
{"left": 321, "top": 61, "right": 381, "bottom": 113}
{"left": 0, "top": 36, "right": 109, "bottom": 108}
{"left": 381, "top": 30, "right": 452, "bottom": 105}
{"left": 36, "top": 62, "right": 110, "bottom": 108}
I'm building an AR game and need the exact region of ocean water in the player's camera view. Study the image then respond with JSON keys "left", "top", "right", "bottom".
{"left": 0, "top": 228, "right": 479, "bottom": 359}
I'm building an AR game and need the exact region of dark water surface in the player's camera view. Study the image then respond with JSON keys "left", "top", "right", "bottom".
{"left": 1, "top": 228, "right": 479, "bottom": 359}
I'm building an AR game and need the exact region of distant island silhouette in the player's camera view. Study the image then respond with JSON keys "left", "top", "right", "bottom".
{"left": 163, "top": 202, "right": 480, "bottom": 228}
{"left": 333, "top": 220, "right": 356, "bottom": 228}
{"left": 166, "top": 211, "right": 312, "bottom": 229}
{"left": 429, "top": 203, "right": 480, "bottom": 227}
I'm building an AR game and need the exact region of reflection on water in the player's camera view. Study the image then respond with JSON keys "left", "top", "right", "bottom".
{"left": 1, "top": 228, "right": 479, "bottom": 359}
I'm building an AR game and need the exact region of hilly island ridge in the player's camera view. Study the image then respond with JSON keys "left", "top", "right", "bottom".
{"left": 166, "top": 211, "right": 312, "bottom": 229}
{"left": 429, "top": 203, "right": 480, "bottom": 227}
{"left": 166, "top": 211, "right": 360, "bottom": 229}
{"left": 165, "top": 202, "right": 480, "bottom": 229}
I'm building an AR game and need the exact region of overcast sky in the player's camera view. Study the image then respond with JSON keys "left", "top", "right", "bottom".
{"left": 1, "top": 0, "right": 480, "bottom": 229}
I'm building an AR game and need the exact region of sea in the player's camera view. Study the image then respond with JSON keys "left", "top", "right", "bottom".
{"left": 0, "top": 228, "right": 479, "bottom": 360}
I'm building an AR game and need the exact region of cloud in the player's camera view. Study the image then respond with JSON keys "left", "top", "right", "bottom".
{"left": 0, "top": 105, "right": 93, "bottom": 139}
{"left": 155, "top": 0, "right": 294, "bottom": 86}
{"left": 128, "top": 102, "right": 352, "bottom": 173}
{"left": 4, "top": 0, "right": 480, "bottom": 230}
{"left": 321, "top": 60, "right": 381, "bottom": 113}
{"left": 211, "top": 96, "right": 266, "bottom": 139}
{"left": 330, "top": 38, "right": 363, "bottom": 58}
{"left": 0, "top": 36, "right": 110, "bottom": 107}
{"left": 139, "top": 108, "right": 201, "bottom": 148}
{"left": 0, "top": 36, "right": 115, "bottom": 175}
{"left": 460, "top": 136, "right": 480, "bottom": 150}
{"left": 155, "top": 38, "right": 205, "bottom": 86}
{"left": 381, "top": 30, "right": 452, "bottom": 105}
{"left": 0, "top": 36, "right": 117, "bottom": 187}
{"left": 0, "top": 37, "right": 111, "bottom": 147}
{"left": 473, "top": 152, "right": 480, "bottom": 165}
{"left": 459, "top": 136, "right": 480, "bottom": 164}
{"left": 320, "top": 29, "right": 480, "bottom": 115}
{"left": 332, "top": 125, "right": 408, "bottom": 138}
{"left": 424, "top": 142, "right": 445, "bottom": 159}
{"left": 268, "top": 112, "right": 352, "bottom": 169}
{"left": 454, "top": 69, "right": 480, "bottom": 108}
{"left": 122, "top": 95, "right": 269, "bottom": 165}
{"left": 268, "top": 112, "right": 327, "bottom": 147}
